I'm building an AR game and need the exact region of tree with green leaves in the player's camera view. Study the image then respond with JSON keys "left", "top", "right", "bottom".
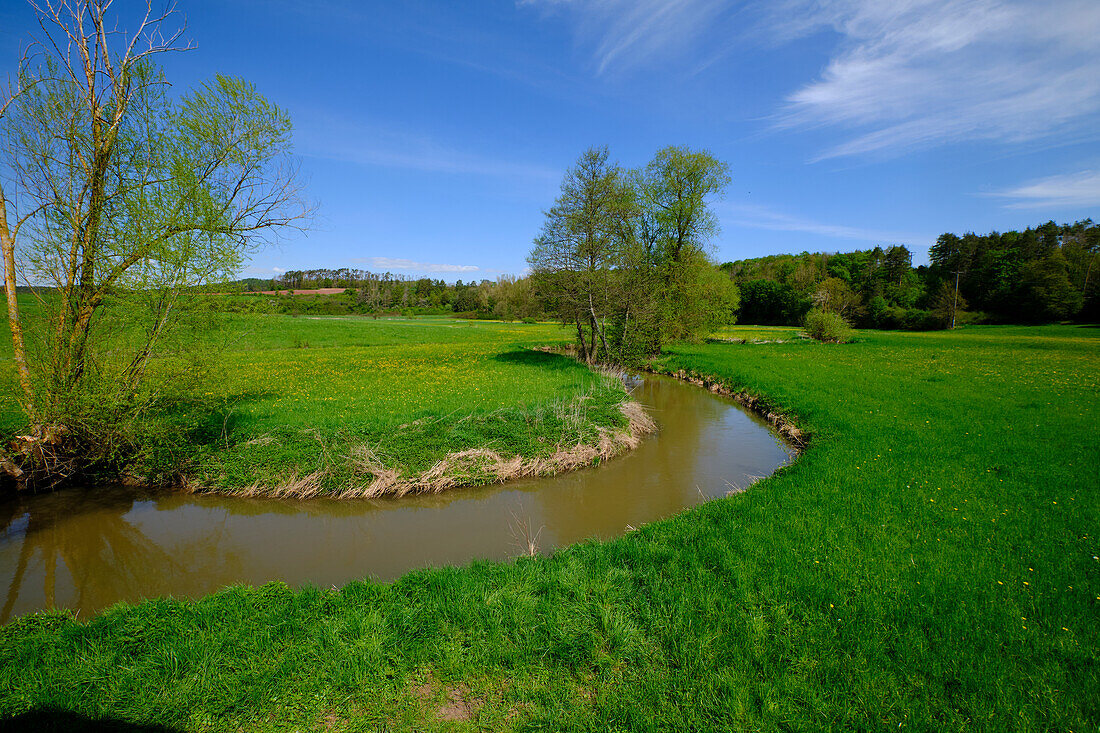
{"left": 530, "top": 145, "right": 735, "bottom": 361}
{"left": 528, "top": 146, "right": 632, "bottom": 363}
{"left": 0, "top": 0, "right": 308, "bottom": 482}
{"left": 633, "top": 145, "right": 736, "bottom": 345}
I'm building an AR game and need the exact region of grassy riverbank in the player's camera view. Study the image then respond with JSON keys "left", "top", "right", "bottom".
{"left": 1, "top": 308, "right": 640, "bottom": 495}
{"left": 1, "top": 325, "right": 1098, "bottom": 730}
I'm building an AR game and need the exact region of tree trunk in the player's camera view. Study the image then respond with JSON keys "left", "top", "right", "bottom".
{"left": 0, "top": 182, "right": 37, "bottom": 421}
{"left": 618, "top": 310, "right": 631, "bottom": 363}
{"left": 587, "top": 313, "right": 599, "bottom": 364}
{"left": 589, "top": 294, "right": 612, "bottom": 363}
{"left": 574, "top": 313, "right": 588, "bottom": 362}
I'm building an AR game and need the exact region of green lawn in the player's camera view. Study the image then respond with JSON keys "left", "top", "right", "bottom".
{"left": 1, "top": 324, "right": 1096, "bottom": 730}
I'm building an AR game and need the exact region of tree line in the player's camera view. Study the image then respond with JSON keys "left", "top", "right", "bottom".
{"left": 220, "top": 271, "right": 541, "bottom": 320}
{"left": 723, "top": 219, "right": 1099, "bottom": 329}
{"left": 225, "top": 216, "right": 1098, "bottom": 333}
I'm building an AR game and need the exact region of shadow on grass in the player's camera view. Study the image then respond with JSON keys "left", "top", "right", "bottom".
{"left": 131, "top": 390, "right": 278, "bottom": 479}
{"left": 492, "top": 349, "right": 581, "bottom": 372}
{"left": 152, "top": 389, "right": 275, "bottom": 446}
{"left": 3, "top": 709, "right": 180, "bottom": 732}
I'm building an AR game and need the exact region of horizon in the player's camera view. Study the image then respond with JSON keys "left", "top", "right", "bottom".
{"left": 2, "top": 0, "right": 1098, "bottom": 280}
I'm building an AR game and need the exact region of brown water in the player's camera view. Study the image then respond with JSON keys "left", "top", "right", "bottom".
{"left": 0, "top": 375, "right": 793, "bottom": 622}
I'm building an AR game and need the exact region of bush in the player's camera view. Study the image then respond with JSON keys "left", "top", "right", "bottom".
{"left": 804, "top": 308, "right": 852, "bottom": 343}
{"left": 901, "top": 308, "right": 942, "bottom": 331}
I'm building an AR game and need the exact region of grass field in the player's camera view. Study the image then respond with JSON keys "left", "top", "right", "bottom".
{"left": 708, "top": 324, "right": 803, "bottom": 342}
{"left": 1, "top": 308, "right": 638, "bottom": 494}
{"left": 1, "top": 324, "right": 1096, "bottom": 730}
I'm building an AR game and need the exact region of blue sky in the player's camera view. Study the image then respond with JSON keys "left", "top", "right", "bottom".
{"left": 3, "top": 0, "right": 1099, "bottom": 279}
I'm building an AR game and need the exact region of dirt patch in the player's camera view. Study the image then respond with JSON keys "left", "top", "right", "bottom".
{"left": 318, "top": 708, "right": 344, "bottom": 731}
{"left": 413, "top": 679, "right": 479, "bottom": 723}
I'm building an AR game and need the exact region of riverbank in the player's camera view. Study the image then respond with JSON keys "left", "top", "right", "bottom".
{"left": 181, "top": 396, "right": 655, "bottom": 499}
{"left": 0, "top": 375, "right": 785, "bottom": 623}
{"left": 2, "top": 313, "right": 649, "bottom": 498}
{"left": 1, "top": 324, "right": 1097, "bottom": 730}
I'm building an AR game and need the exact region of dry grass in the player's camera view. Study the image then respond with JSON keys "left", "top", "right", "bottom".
{"left": 203, "top": 399, "right": 657, "bottom": 500}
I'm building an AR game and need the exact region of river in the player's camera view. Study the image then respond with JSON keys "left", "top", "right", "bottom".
{"left": 0, "top": 375, "right": 794, "bottom": 622}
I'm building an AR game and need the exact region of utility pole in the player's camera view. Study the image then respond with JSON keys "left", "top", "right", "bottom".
{"left": 951, "top": 269, "right": 960, "bottom": 330}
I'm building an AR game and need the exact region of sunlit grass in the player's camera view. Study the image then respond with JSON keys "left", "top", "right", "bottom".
{"left": 0, "top": 305, "right": 632, "bottom": 492}
{"left": 709, "top": 324, "right": 804, "bottom": 342}
{"left": 1, "top": 311, "right": 1098, "bottom": 729}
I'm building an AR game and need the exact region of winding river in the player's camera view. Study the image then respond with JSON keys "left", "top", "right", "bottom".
{"left": 0, "top": 375, "right": 794, "bottom": 623}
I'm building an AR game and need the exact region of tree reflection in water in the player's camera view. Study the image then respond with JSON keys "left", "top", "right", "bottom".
{"left": 0, "top": 487, "right": 230, "bottom": 623}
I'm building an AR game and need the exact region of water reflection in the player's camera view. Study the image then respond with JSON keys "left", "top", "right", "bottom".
{"left": 0, "top": 376, "right": 794, "bottom": 622}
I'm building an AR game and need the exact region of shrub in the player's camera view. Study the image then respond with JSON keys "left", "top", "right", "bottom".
{"left": 901, "top": 308, "right": 942, "bottom": 331}
{"left": 804, "top": 308, "right": 852, "bottom": 343}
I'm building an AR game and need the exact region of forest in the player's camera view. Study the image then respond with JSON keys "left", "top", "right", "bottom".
{"left": 723, "top": 219, "right": 1099, "bottom": 329}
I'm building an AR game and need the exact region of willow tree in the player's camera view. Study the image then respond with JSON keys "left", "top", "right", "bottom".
{"left": 0, "top": 1, "right": 308, "bottom": 476}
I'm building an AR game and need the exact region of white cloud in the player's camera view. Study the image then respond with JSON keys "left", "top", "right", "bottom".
{"left": 524, "top": 1, "right": 1100, "bottom": 158}
{"left": 987, "top": 169, "right": 1100, "bottom": 209}
{"left": 518, "top": 0, "right": 731, "bottom": 74}
{"left": 722, "top": 202, "right": 929, "bottom": 245}
{"left": 773, "top": 0, "right": 1100, "bottom": 159}
{"left": 353, "top": 257, "right": 480, "bottom": 274}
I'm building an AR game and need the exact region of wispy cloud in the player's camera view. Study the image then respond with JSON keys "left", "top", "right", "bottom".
{"left": 773, "top": 0, "right": 1100, "bottom": 159}
{"left": 987, "top": 169, "right": 1100, "bottom": 209}
{"left": 351, "top": 257, "right": 480, "bottom": 274}
{"left": 300, "top": 117, "right": 559, "bottom": 181}
{"left": 722, "top": 202, "right": 929, "bottom": 245}
{"left": 518, "top": 0, "right": 732, "bottom": 74}
{"left": 525, "top": 1, "right": 1100, "bottom": 159}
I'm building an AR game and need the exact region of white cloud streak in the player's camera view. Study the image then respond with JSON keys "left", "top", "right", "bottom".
{"left": 987, "top": 169, "right": 1100, "bottom": 209}
{"left": 774, "top": 0, "right": 1100, "bottom": 159}
{"left": 352, "top": 257, "right": 480, "bottom": 274}
{"left": 518, "top": 0, "right": 731, "bottom": 74}
{"left": 524, "top": 1, "right": 1100, "bottom": 158}
{"left": 722, "top": 202, "right": 929, "bottom": 245}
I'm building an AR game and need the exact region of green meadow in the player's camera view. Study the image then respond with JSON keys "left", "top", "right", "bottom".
{"left": 1, "top": 308, "right": 633, "bottom": 493}
{"left": 1, "top": 323, "right": 1096, "bottom": 730}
